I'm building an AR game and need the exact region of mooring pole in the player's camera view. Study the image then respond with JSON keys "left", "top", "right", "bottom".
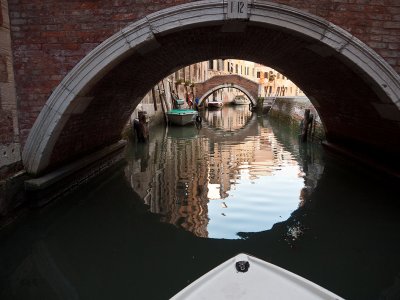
{"left": 300, "top": 109, "right": 313, "bottom": 143}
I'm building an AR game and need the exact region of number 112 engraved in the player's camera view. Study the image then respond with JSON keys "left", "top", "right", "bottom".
{"left": 227, "top": 0, "right": 248, "bottom": 19}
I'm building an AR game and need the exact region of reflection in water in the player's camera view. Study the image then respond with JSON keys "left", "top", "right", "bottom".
{"left": 126, "top": 105, "right": 324, "bottom": 239}
{"left": 203, "top": 105, "right": 251, "bottom": 131}
{"left": 2, "top": 106, "right": 400, "bottom": 300}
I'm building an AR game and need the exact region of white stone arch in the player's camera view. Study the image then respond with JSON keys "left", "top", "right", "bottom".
{"left": 22, "top": 0, "right": 400, "bottom": 175}
{"left": 199, "top": 84, "right": 257, "bottom": 106}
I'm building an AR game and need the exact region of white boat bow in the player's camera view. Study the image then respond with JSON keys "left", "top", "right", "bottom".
{"left": 171, "top": 253, "right": 344, "bottom": 300}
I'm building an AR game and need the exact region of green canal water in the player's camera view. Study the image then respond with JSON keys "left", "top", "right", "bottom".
{"left": 1, "top": 105, "right": 399, "bottom": 299}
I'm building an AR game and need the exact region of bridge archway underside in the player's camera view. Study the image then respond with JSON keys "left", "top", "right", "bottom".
{"left": 22, "top": 1, "right": 400, "bottom": 175}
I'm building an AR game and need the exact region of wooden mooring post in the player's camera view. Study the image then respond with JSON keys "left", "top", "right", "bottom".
{"left": 157, "top": 82, "right": 169, "bottom": 124}
{"left": 300, "top": 109, "right": 313, "bottom": 143}
{"left": 133, "top": 110, "right": 149, "bottom": 142}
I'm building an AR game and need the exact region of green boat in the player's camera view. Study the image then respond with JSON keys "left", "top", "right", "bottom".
{"left": 167, "top": 109, "right": 198, "bottom": 126}
{"left": 167, "top": 98, "right": 198, "bottom": 126}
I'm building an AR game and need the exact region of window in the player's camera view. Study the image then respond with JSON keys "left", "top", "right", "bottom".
{"left": 256, "top": 71, "right": 260, "bottom": 78}
{"left": 208, "top": 60, "right": 214, "bottom": 69}
{"left": 217, "top": 59, "right": 224, "bottom": 71}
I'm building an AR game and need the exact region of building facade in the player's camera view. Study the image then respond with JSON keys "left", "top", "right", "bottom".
{"left": 207, "top": 59, "right": 305, "bottom": 99}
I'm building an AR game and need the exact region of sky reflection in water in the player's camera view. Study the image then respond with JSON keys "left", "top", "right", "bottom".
{"left": 127, "top": 105, "right": 310, "bottom": 239}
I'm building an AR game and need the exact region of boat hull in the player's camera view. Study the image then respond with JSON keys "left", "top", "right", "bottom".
{"left": 233, "top": 99, "right": 249, "bottom": 105}
{"left": 171, "top": 253, "right": 343, "bottom": 299}
{"left": 207, "top": 101, "right": 223, "bottom": 109}
{"left": 232, "top": 95, "right": 249, "bottom": 105}
{"left": 167, "top": 109, "right": 198, "bottom": 126}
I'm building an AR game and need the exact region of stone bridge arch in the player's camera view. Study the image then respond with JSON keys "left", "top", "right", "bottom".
{"left": 194, "top": 75, "right": 258, "bottom": 106}
{"left": 20, "top": 0, "right": 400, "bottom": 176}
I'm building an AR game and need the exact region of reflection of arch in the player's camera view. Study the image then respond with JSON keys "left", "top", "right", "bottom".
{"left": 200, "top": 108, "right": 258, "bottom": 143}
{"left": 22, "top": 0, "right": 400, "bottom": 175}
{"left": 199, "top": 84, "right": 256, "bottom": 106}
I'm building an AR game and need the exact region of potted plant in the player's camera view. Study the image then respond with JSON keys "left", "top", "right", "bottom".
{"left": 175, "top": 78, "right": 184, "bottom": 85}
{"left": 268, "top": 74, "right": 276, "bottom": 82}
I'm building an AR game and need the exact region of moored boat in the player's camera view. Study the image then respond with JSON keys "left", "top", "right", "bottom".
{"left": 167, "top": 98, "right": 198, "bottom": 126}
{"left": 170, "top": 253, "right": 344, "bottom": 299}
{"left": 207, "top": 100, "right": 223, "bottom": 109}
{"left": 232, "top": 95, "right": 250, "bottom": 105}
{"left": 167, "top": 109, "right": 198, "bottom": 126}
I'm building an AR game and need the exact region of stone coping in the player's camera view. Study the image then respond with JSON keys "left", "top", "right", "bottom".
{"left": 25, "top": 140, "right": 126, "bottom": 191}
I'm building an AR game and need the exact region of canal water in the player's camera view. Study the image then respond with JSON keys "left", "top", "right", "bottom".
{"left": 1, "top": 105, "right": 400, "bottom": 299}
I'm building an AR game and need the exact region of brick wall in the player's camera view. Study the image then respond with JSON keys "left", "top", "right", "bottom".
{"left": 7, "top": 0, "right": 189, "bottom": 145}
{"left": 0, "top": 0, "right": 20, "bottom": 177}
{"left": 273, "top": 0, "right": 400, "bottom": 73}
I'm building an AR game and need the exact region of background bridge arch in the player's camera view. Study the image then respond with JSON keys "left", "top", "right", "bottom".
{"left": 194, "top": 75, "right": 258, "bottom": 106}
{"left": 198, "top": 84, "right": 256, "bottom": 106}
{"left": 18, "top": 0, "right": 400, "bottom": 175}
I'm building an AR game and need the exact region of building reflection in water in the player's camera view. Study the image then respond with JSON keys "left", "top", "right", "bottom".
{"left": 125, "top": 106, "right": 324, "bottom": 239}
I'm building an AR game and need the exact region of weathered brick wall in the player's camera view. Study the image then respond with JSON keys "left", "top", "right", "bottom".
{"left": 8, "top": 0, "right": 189, "bottom": 145}
{"left": 7, "top": 0, "right": 400, "bottom": 148}
{"left": 0, "top": 2, "right": 10, "bottom": 144}
{"left": 274, "top": 0, "right": 400, "bottom": 72}
{"left": 0, "top": 0, "right": 20, "bottom": 178}
{"left": 195, "top": 74, "right": 258, "bottom": 102}
{"left": 1, "top": 0, "right": 21, "bottom": 217}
